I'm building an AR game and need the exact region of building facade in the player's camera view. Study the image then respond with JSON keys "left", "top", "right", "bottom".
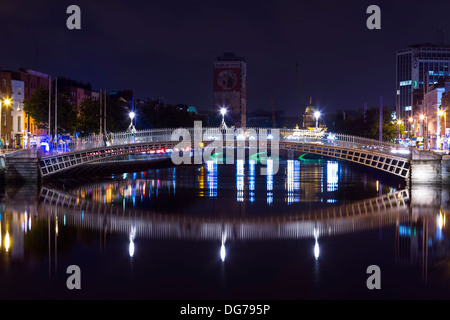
{"left": 0, "top": 67, "right": 12, "bottom": 147}
{"left": 213, "top": 52, "right": 247, "bottom": 127}
{"left": 10, "top": 80, "right": 25, "bottom": 148}
{"left": 57, "top": 77, "right": 93, "bottom": 112}
{"left": 11, "top": 68, "right": 50, "bottom": 137}
{"left": 396, "top": 43, "right": 450, "bottom": 122}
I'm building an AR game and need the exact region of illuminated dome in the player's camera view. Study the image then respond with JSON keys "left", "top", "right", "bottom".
{"left": 302, "top": 97, "right": 316, "bottom": 128}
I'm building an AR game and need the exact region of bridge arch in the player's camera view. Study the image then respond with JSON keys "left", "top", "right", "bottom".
{"left": 37, "top": 128, "right": 410, "bottom": 179}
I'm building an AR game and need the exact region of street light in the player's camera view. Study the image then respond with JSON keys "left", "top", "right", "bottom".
{"left": 438, "top": 108, "right": 445, "bottom": 150}
{"left": 219, "top": 107, "right": 227, "bottom": 129}
{"left": 397, "top": 119, "right": 402, "bottom": 144}
{"left": 314, "top": 111, "right": 320, "bottom": 130}
{"left": 419, "top": 114, "right": 425, "bottom": 148}
{"left": 408, "top": 117, "right": 413, "bottom": 143}
{"left": 127, "top": 111, "right": 136, "bottom": 133}
{"left": 0, "top": 98, "right": 12, "bottom": 149}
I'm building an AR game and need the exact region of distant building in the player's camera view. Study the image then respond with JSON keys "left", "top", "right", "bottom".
{"left": 396, "top": 43, "right": 450, "bottom": 121}
{"left": 213, "top": 52, "right": 247, "bottom": 127}
{"left": 423, "top": 79, "right": 450, "bottom": 149}
{"left": 11, "top": 68, "right": 50, "bottom": 136}
{"left": 57, "top": 77, "right": 93, "bottom": 112}
{"left": 0, "top": 67, "right": 12, "bottom": 146}
{"left": 302, "top": 97, "right": 325, "bottom": 130}
{"left": 11, "top": 80, "right": 25, "bottom": 147}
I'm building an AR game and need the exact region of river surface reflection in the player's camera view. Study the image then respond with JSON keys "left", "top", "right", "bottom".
{"left": 1, "top": 159, "right": 450, "bottom": 299}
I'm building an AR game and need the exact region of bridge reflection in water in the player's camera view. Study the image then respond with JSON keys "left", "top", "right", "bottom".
{"left": 1, "top": 184, "right": 448, "bottom": 283}
{"left": 1, "top": 159, "right": 449, "bottom": 295}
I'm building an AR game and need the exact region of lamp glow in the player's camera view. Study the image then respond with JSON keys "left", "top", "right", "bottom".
{"left": 129, "top": 111, "right": 135, "bottom": 120}
{"left": 314, "top": 111, "right": 320, "bottom": 119}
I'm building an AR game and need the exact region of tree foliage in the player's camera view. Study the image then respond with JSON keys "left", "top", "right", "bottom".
{"left": 23, "top": 88, "right": 78, "bottom": 135}
{"left": 326, "top": 107, "right": 403, "bottom": 142}
{"left": 140, "top": 100, "right": 207, "bottom": 128}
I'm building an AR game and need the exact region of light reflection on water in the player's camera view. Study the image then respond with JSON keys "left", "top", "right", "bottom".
{"left": 1, "top": 159, "right": 450, "bottom": 299}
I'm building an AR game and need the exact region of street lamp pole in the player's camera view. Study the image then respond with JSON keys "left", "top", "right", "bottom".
{"left": 397, "top": 119, "right": 402, "bottom": 144}
{"left": 419, "top": 114, "right": 425, "bottom": 149}
{"left": 438, "top": 108, "right": 444, "bottom": 150}
{"left": 314, "top": 111, "right": 320, "bottom": 131}
{"left": 220, "top": 108, "right": 227, "bottom": 129}
{"left": 127, "top": 111, "right": 136, "bottom": 133}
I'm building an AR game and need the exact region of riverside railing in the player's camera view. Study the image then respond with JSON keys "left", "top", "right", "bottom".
{"left": 58, "top": 127, "right": 410, "bottom": 158}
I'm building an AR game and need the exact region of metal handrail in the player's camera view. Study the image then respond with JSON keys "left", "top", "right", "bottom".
{"left": 55, "top": 127, "right": 409, "bottom": 157}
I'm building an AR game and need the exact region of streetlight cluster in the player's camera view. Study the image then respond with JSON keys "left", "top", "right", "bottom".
{"left": 397, "top": 108, "right": 447, "bottom": 151}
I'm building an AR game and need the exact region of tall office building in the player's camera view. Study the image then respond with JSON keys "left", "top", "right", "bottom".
{"left": 396, "top": 43, "right": 450, "bottom": 120}
{"left": 213, "top": 52, "right": 247, "bottom": 127}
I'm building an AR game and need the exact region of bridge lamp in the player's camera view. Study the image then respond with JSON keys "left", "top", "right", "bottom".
{"left": 129, "top": 111, "right": 135, "bottom": 120}
{"left": 219, "top": 107, "right": 227, "bottom": 129}
{"left": 314, "top": 111, "right": 320, "bottom": 130}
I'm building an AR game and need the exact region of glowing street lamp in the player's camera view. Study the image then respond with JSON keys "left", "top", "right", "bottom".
{"left": 127, "top": 111, "right": 136, "bottom": 133}
{"left": 0, "top": 98, "right": 12, "bottom": 148}
{"left": 437, "top": 108, "right": 445, "bottom": 150}
{"left": 219, "top": 107, "right": 227, "bottom": 129}
{"left": 314, "top": 111, "right": 320, "bottom": 130}
{"left": 408, "top": 117, "right": 414, "bottom": 142}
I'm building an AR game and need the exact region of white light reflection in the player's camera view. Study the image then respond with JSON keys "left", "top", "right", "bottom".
{"left": 327, "top": 162, "right": 338, "bottom": 192}
{"left": 207, "top": 160, "right": 218, "bottom": 197}
{"left": 129, "top": 225, "right": 136, "bottom": 257}
{"left": 236, "top": 160, "right": 244, "bottom": 202}
{"left": 267, "top": 159, "right": 273, "bottom": 205}
{"left": 286, "top": 160, "right": 300, "bottom": 204}
{"left": 220, "top": 231, "right": 226, "bottom": 262}
{"left": 249, "top": 159, "right": 255, "bottom": 203}
{"left": 313, "top": 228, "right": 320, "bottom": 260}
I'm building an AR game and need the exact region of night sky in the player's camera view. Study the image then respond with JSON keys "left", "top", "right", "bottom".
{"left": 1, "top": 0, "right": 449, "bottom": 117}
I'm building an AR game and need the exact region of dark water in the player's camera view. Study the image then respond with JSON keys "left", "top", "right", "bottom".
{"left": 1, "top": 158, "right": 450, "bottom": 299}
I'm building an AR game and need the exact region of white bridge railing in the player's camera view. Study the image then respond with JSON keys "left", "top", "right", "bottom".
{"left": 56, "top": 128, "right": 410, "bottom": 158}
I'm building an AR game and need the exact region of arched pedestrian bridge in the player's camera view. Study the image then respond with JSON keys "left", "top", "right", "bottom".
{"left": 34, "top": 127, "right": 412, "bottom": 179}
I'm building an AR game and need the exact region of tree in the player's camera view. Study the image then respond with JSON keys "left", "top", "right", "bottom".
{"left": 76, "top": 98, "right": 101, "bottom": 135}
{"left": 23, "top": 88, "right": 78, "bottom": 135}
{"left": 140, "top": 100, "right": 207, "bottom": 128}
{"left": 326, "top": 106, "right": 399, "bottom": 142}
